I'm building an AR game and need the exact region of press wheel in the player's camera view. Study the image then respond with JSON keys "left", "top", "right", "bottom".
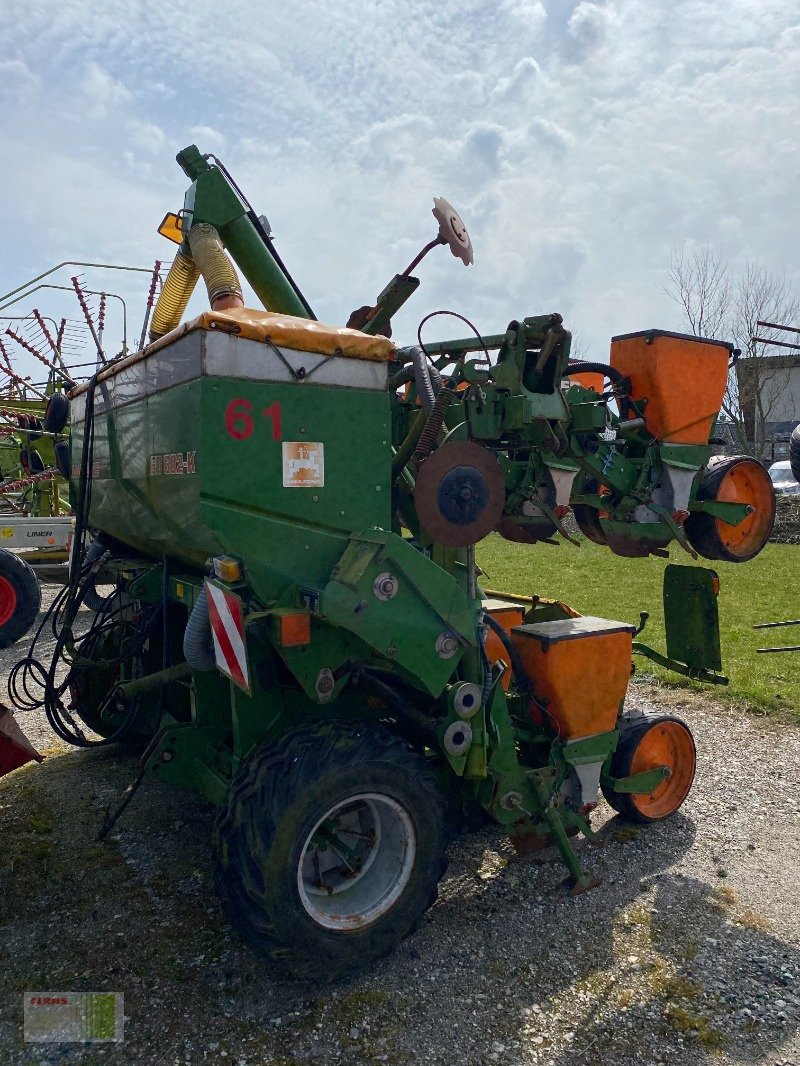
{"left": 602, "top": 716, "right": 696, "bottom": 823}
{"left": 685, "top": 455, "right": 775, "bottom": 562}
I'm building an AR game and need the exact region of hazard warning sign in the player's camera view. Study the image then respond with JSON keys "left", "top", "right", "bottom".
{"left": 282, "top": 442, "right": 324, "bottom": 488}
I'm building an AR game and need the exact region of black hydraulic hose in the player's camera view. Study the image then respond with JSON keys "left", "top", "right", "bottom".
{"left": 562, "top": 360, "right": 629, "bottom": 392}
{"left": 563, "top": 360, "right": 633, "bottom": 418}
{"left": 396, "top": 345, "right": 442, "bottom": 413}
{"left": 247, "top": 210, "right": 317, "bottom": 320}
{"left": 482, "top": 612, "right": 533, "bottom": 698}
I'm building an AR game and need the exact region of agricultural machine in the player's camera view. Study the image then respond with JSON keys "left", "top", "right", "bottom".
{"left": 0, "top": 353, "right": 73, "bottom": 647}
{"left": 7, "top": 145, "right": 776, "bottom": 976}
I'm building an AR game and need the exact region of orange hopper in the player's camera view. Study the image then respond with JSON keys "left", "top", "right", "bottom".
{"left": 610, "top": 330, "right": 730, "bottom": 444}
{"left": 510, "top": 617, "right": 635, "bottom": 739}
{"left": 571, "top": 370, "right": 606, "bottom": 394}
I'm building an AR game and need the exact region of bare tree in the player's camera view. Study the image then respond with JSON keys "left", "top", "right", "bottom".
{"left": 664, "top": 244, "right": 800, "bottom": 457}
{"left": 666, "top": 244, "right": 730, "bottom": 340}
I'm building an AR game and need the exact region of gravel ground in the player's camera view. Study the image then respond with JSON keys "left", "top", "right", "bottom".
{"left": 1, "top": 578, "right": 799, "bottom": 1065}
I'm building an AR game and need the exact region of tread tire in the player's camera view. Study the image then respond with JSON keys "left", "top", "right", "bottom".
{"left": 213, "top": 719, "right": 450, "bottom": 979}
{"left": 0, "top": 549, "right": 41, "bottom": 648}
{"left": 43, "top": 393, "right": 70, "bottom": 434}
{"left": 790, "top": 425, "right": 800, "bottom": 484}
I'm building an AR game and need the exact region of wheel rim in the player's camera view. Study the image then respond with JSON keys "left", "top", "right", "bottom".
{"left": 714, "top": 459, "right": 775, "bottom": 559}
{"left": 629, "top": 720, "right": 696, "bottom": 819}
{"left": 297, "top": 793, "right": 417, "bottom": 931}
{"left": 0, "top": 576, "right": 18, "bottom": 627}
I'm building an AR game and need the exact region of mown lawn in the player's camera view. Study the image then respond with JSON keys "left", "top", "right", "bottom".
{"left": 477, "top": 535, "right": 799, "bottom": 719}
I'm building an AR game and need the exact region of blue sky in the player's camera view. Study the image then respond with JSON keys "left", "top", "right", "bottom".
{"left": 0, "top": 0, "right": 797, "bottom": 377}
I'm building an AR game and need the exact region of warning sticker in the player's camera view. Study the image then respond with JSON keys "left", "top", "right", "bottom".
{"left": 282, "top": 442, "right": 324, "bottom": 488}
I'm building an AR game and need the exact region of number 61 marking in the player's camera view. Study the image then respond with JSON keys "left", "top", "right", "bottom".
{"left": 224, "top": 398, "right": 282, "bottom": 442}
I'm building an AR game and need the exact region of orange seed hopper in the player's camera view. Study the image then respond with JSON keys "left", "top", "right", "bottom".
{"left": 609, "top": 330, "right": 730, "bottom": 444}
{"left": 510, "top": 617, "right": 635, "bottom": 739}
{"left": 571, "top": 370, "right": 606, "bottom": 394}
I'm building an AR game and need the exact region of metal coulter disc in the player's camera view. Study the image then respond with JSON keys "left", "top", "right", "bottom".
{"left": 415, "top": 441, "right": 505, "bottom": 547}
{"left": 432, "top": 197, "right": 474, "bottom": 266}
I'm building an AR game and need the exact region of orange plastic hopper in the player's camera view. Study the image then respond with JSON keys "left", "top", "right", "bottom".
{"left": 510, "top": 617, "right": 635, "bottom": 738}
{"left": 571, "top": 370, "right": 606, "bottom": 394}
{"left": 609, "top": 330, "right": 730, "bottom": 444}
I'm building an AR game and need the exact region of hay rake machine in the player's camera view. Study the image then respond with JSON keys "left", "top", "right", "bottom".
{"left": 6, "top": 145, "right": 776, "bottom": 976}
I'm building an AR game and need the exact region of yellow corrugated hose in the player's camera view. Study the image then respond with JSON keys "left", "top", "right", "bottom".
{"left": 187, "top": 223, "right": 244, "bottom": 311}
{"left": 149, "top": 248, "right": 200, "bottom": 340}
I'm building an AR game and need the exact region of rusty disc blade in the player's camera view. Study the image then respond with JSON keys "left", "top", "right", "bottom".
{"left": 415, "top": 441, "right": 505, "bottom": 547}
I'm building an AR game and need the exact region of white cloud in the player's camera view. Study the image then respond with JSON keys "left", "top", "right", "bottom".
{"left": 565, "top": 2, "right": 611, "bottom": 60}
{"left": 501, "top": 0, "right": 547, "bottom": 33}
{"left": 81, "top": 62, "right": 133, "bottom": 120}
{"left": 492, "top": 56, "right": 547, "bottom": 99}
{"left": 128, "top": 120, "right": 167, "bottom": 154}
{"left": 529, "top": 116, "right": 574, "bottom": 151}
{"left": 188, "top": 125, "right": 226, "bottom": 151}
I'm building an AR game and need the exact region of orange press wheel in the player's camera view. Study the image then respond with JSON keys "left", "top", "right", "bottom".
{"left": 685, "top": 455, "right": 775, "bottom": 563}
{"left": 602, "top": 716, "right": 696, "bottom": 823}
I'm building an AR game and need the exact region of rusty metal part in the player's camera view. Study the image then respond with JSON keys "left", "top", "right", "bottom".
{"left": 570, "top": 875, "right": 602, "bottom": 896}
{"left": 495, "top": 517, "right": 558, "bottom": 544}
{"left": 415, "top": 440, "right": 505, "bottom": 547}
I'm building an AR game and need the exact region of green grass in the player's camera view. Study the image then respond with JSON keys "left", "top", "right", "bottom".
{"left": 477, "top": 534, "right": 799, "bottom": 718}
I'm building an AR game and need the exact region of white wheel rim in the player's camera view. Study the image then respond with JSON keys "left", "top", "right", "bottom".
{"left": 297, "top": 793, "right": 417, "bottom": 931}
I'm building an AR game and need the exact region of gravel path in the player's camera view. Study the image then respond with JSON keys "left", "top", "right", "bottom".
{"left": 1, "top": 578, "right": 799, "bottom": 1065}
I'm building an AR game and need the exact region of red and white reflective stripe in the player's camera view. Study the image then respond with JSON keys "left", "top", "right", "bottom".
{"left": 205, "top": 580, "right": 250, "bottom": 692}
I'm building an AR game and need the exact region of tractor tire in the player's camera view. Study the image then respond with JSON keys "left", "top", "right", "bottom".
{"left": 572, "top": 478, "right": 607, "bottom": 545}
{"left": 684, "top": 455, "right": 775, "bottom": 562}
{"left": 43, "top": 393, "right": 70, "bottom": 434}
{"left": 214, "top": 720, "right": 450, "bottom": 979}
{"left": 790, "top": 425, "right": 800, "bottom": 484}
{"left": 601, "top": 715, "right": 696, "bottom": 824}
{"left": 0, "top": 549, "right": 41, "bottom": 648}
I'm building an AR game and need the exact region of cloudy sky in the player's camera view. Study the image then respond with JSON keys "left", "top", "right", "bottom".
{"left": 0, "top": 0, "right": 797, "bottom": 377}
